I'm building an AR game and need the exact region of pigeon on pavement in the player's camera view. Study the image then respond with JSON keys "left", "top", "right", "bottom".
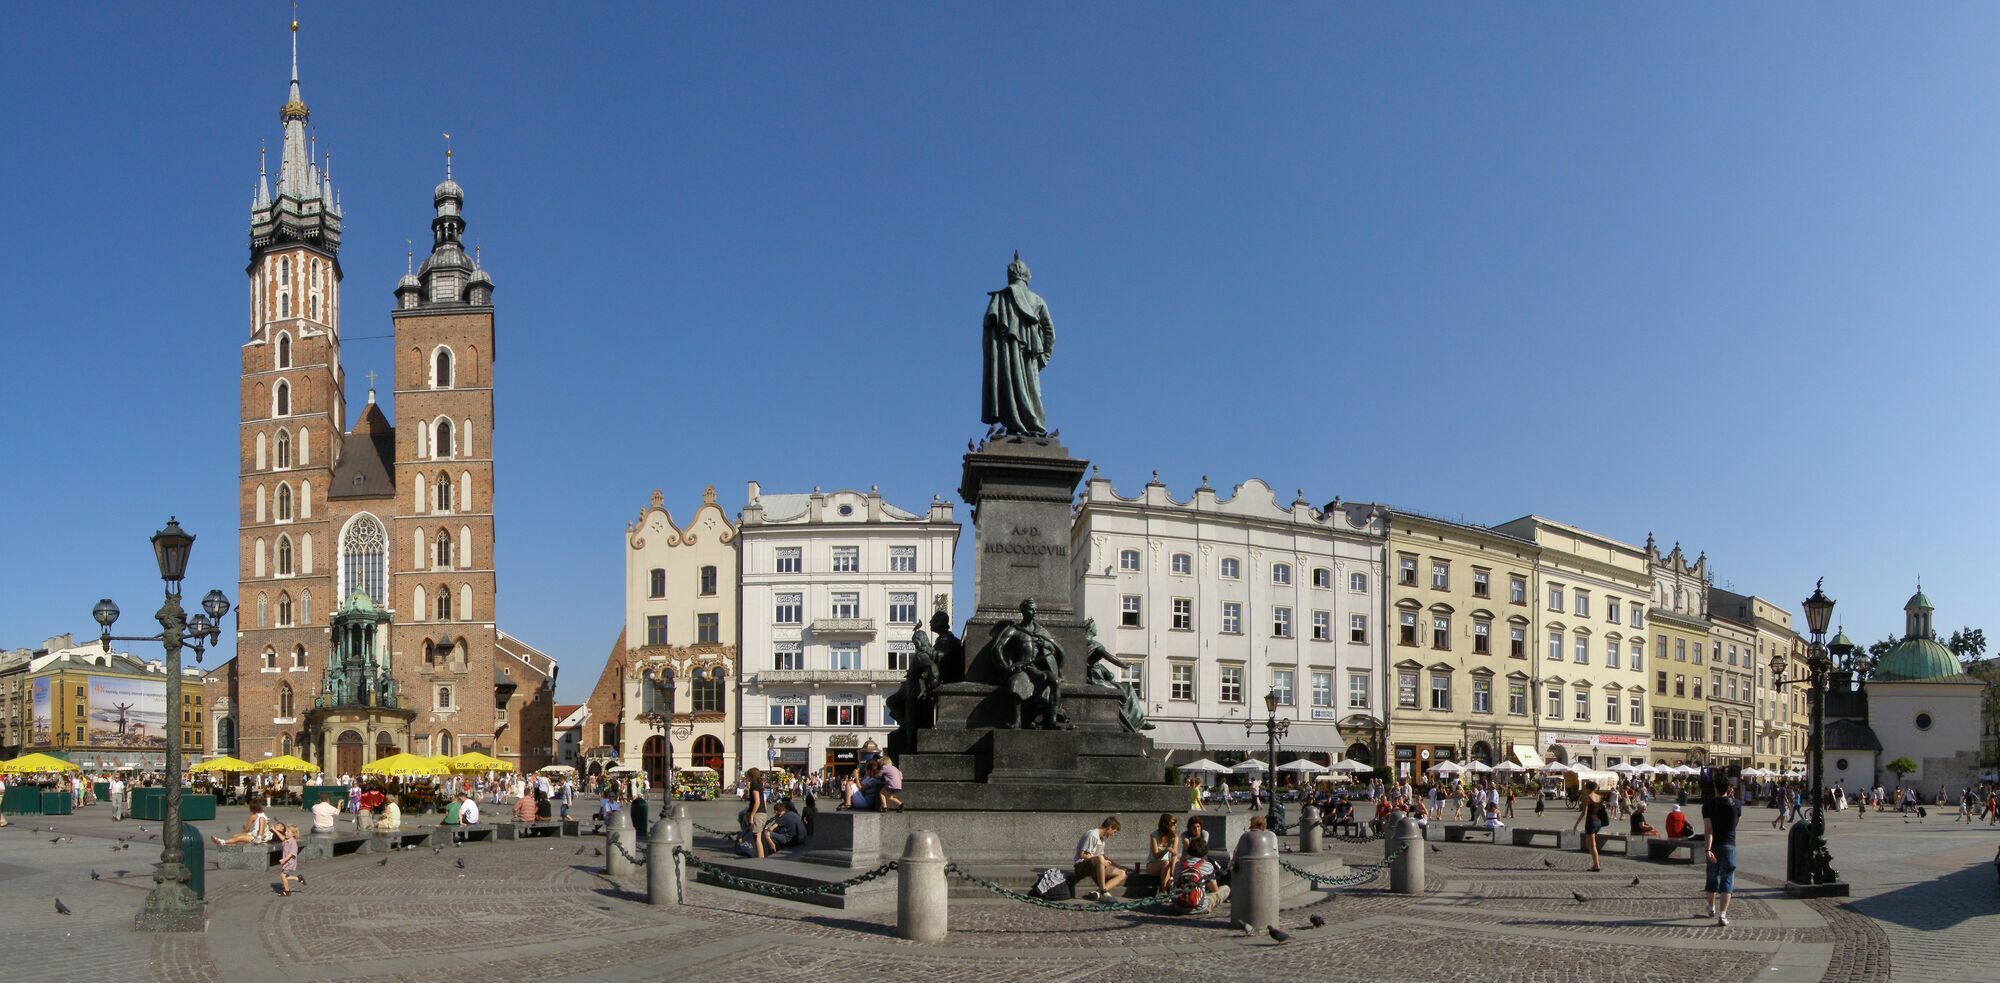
{"left": 54, "top": 899, "right": 71, "bottom": 915}
{"left": 1629, "top": 877, "right": 1641, "bottom": 886}
{"left": 574, "top": 845, "right": 586, "bottom": 856}
{"left": 377, "top": 858, "right": 390, "bottom": 867}
{"left": 1571, "top": 891, "right": 1588, "bottom": 904}
{"left": 455, "top": 858, "right": 465, "bottom": 869}
{"left": 1308, "top": 914, "right": 1326, "bottom": 929}
{"left": 50, "top": 836, "right": 70, "bottom": 844}
{"left": 89, "top": 870, "right": 99, "bottom": 881}
{"left": 1267, "top": 925, "right": 1291, "bottom": 943}
{"left": 1430, "top": 844, "right": 1440, "bottom": 854}
{"left": 1542, "top": 858, "right": 1555, "bottom": 868}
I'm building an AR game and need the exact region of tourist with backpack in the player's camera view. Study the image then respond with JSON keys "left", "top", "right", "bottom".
{"left": 1169, "top": 836, "right": 1227, "bottom": 914}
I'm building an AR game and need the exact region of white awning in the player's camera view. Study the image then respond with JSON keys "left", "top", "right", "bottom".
{"left": 1512, "top": 745, "right": 1546, "bottom": 769}
{"left": 1149, "top": 720, "right": 1205, "bottom": 751}
{"left": 1282, "top": 722, "right": 1347, "bottom": 753}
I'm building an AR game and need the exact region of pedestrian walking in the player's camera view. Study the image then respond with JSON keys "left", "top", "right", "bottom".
{"left": 1703, "top": 779, "right": 1741, "bottom": 927}
{"left": 108, "top": 774, "right": 125, "bottom": 821}
{"left": 272, "top": 821, "right": 305, "bottom": 896}
{"left": 1572, "top": 781, "right": 1608, "bottom": 872}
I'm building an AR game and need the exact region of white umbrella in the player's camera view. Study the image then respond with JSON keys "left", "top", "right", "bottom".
{"left": 1177, "top": 758, "right": 1231, "bottom": 775}
{"left": 1542, "top": 762, "right": 1570, "bottom": 773}
{"left": 1677, "top": 764, "right": 1701, "bottom": 776}
{"left": 1493, "top": 761, "right": 1527, "bottom": 773}
{"left": 1464, "top": 760, "right": 1494, "bottom": 773}
{"left": 1277, "top": 759, "right": 1328, "bottom": 773}
{"left": 1608, "top": 763, "right": 1637, "bottom": 774}
{"left": 1231, "top": 758, "right": 1270, "bottom": 773}
{"left": 677, "top": 765, "right": 716, "bottom": 774}
{"left": 537, "top": 764, "right": 577, "bottom": 774}
{"left": 1327, "top": 758, "right": 1374, "bottom": 773}
{"left": 1431, "top": 761, "right": 1466, "bottom": 775}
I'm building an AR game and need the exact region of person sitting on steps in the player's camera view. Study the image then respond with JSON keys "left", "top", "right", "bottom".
{"left": 1073, "top": 816, "right": 1126, "bottom": 902}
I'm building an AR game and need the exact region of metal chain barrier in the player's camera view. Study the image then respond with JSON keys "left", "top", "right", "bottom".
{"left": 1278, "top": 844, "right": 1404, "bottom": 888}
{"left": 673, "top": 847, "right": 899, "bottom": 898}
{"left": 691, "top": 821, "right": 739, "bottom": 838}
{"left": 611, "top": 835, "right": 649, "bottom": 867}
{"left": 942, "top": 862, "right": 1172, "bottom": 912}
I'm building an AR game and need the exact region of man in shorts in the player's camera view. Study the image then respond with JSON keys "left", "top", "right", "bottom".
{"left": 1702, "top": 779, "right": 1741, "bottom": 927}
{"left": 1074, "top": 816, "right": 1126, "bottom": 902}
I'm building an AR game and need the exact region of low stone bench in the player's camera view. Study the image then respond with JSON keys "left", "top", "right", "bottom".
{"left": 371, "top": 827, "right": 433, "bottom": 851}
{"left": 214, "top": 840, "right": 283, "bottom": 870}
{"left": 1510, "top": 828, "right": 1573, "bottom": 849}
{"left": 497, "top": 820, "right": 566, "bottom": 840}
{"left": 1443, "top": 824, "right": 1497, "bottom": 843}
{"left": 1644, "top": 837, "right": 1698, "bottom": 864}
{"left": 302, "top": 830, "right": 371, "bottom": 860}
{"left": 444, "top": 823, "right": 497, "bottom": 843}
{"left": 1586, "top": 832, "right": 1635, "bottom": 855}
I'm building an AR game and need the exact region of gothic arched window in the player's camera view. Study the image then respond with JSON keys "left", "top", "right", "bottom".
{"left": 435, "top": 529, "right": 453, "bottom": 568}
{"left": 275, "top": 429, "right": 291, "bottom": 469}
{"left": 434, "top": 348, "right": 453, "bottom": 388}
{"left": 436, "top": 586, "right": 453, "bottom": 622}
{"left": 435, "top": 470, "right": 452, "bottom": 512}
{"left": 340, "top": 514, "right": 387, "bottom": 605}
{"left": 277, "top": 333, "right": 291, "bottom": 369}
{"left": 277, "top": 535, "right": 294, "bottom": 576}
{"left": 276, "top": 592, "right": 293, "bottom": 626}
{"left": 277, "top": 483, "right": 293, "bottom": 521}
{"left": 280, "top": 257, "right": 290, "bottom": 285}
{"left": 434, "top": 419, "right": 453, "bottom": 458}
{"left": 262, "top": 647, "right": 277, "bottom": 669}
{"left": 278, "top": 682, "right": 294, "bottom": 718}
{"left": 275, "top": 380, "right": 290, "bottom": 417}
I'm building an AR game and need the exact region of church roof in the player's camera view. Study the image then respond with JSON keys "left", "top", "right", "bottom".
{"left": 1874, "top": 636, "right": 1961, "bottom": 682}
{"left": 329, "top": 402, "right": 395, "bottom": 500}
{"left": 1824, "top": 718, "right": 1882, "bottom": 752}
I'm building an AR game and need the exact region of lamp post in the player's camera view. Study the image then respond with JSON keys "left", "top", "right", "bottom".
{"left": 92, "top": 518, "right": 231, "bottom": 932}
{"left": 1245, "top": 688, "right": 1291, "bottom": 830}
{"left": 1769, "top": 579, "right": 1848, "bottom": 897}
{"left": 639, "top": 670, "right": 676, "bottom": 810}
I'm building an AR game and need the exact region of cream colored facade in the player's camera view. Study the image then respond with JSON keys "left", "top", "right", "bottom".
{"left": 1705, "top": 612, "right": 1756, "bottom": 769}
{"left": 622, "top": 486, "right": 739, "bottom": 782}
{"left": 1646, "top": 540, "right": 1712, "bottom": 766}
{"left": 1384, "top": 512, "right": 1541, "bottom": 781}
{"left": 1492, "top": 516, "right": 1654, "bottom": 769}
{"left": 1712, "top": 587, "right": 1801, "bottom": 771}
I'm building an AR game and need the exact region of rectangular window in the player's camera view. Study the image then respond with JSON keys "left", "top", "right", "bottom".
{"left": 1711, "top": 673, "right": 1721, "bottom": 698}
{"left": 1510, "top": 626, "right": 1526, "bottom": 657}
{"left": 1120, "top": 660, "right": 1144, "bottom": 698}
{"left": 1430, "top": 561, "right": 1449, "bottom": 590}
{"left": 1430, "top": 673, "right": 1451, "bottom": 710}
{"left": 1545, "top": 687, "right": 1562, "bottom": 719}
{"left": 775, "top": 547, "right": 802, "bottom": 574}
{"left": 1574, "top": 636, "right": 1589, "bottom": 664}
{"left": 1432, "top": 615, "right": 1450, "bottom": 649}
{"left": 1676, "top": 638, "right": 1687, "bottom": 662}
{"left": 1632, "top": 606, "right": 1645, "bottom": 629}
{"left": 769, "top": 702, "right": 807, "bottom": 726}
{"left": 1632, "top": 639, "right": 1645, "bottom": 671}
{"left": 699, "top": 566, "right": 718, "bottom": 596}
{"left": 1398, "top": 555, "right": 1418, "bottom": 586}
{"left": 1172, "top": 597, "right": 1194, "bottom": 631}
{"left": 1472, "top": 677, "right": 1492, "bottom": 714}
{"left": 774, "top": 592, "right": 803, "bottom": 624}
{"left": 1510, "top": 576, "right": 1527, "bottom": 604}
{"left": 1312, "top": 610, "right": 1331, "bottom": 641}
{"left": 1508, "top": 682, "right": 1527, "bottom": 716}
{"left": 649, "top": 568, "right": 666, "bottom": 598}
{"left": 889, "top": 592, "right": 919, "bottom": 624}
{"left": 1272, "top": 563, "right": 1292, "bottom": 586}
{"left": 1574, "top": 590, "right": 1590, "bottom": 618}
{"left": 1349, "top": 614, "right": 1368, "bottom": 643}
{"left": 1653, "top": 709, "right": 1669, "bottom": 740}
{"left": 1312, "top": 671, "right": 1333, "bottom": 707}
{"left": 1122, "top": 595, "right": 1142, "bottom": 628}
{"left": 1348, "top": 671, "right": 1370, "bottom": 709}
{"left": 1605, "top": 639, "right": 1620, "bottom": 669}
{"left": 1222, "top": 602, "right": 1242, "bottom": 635}
{"left": 1608, "top": 598, "right": 1621, "bottom": 624}
{"left": 1312, "top": 567, "right": 1332, "bottom": 589}
{"left": 1472, "top": 621, "right": 1490, "bottom": 654}
{"left": 1399, "top": 610, "right": 1419, "bottom": 645}
{"left": 1349, "top": 571, "right": 1368, "bottom": 593}
{"left": 1692, "top": 677, "right": 1702, "bottom": 700}
{"left": 1397, "top": 670, "right": 1418, "bottom": 708}
{"left": 1689, "top": 713, "right": 1706, "bottom": 743}
{"left": 773, "top": 641, "right": 803, "bottom": 671}
{"left": 1171, "top": 553, "right": 1192, "bottom": 575}
{"left": 1171, "top": 663, "right": 1195, "bottom": 701}
{"left": 1220, "top": 557, "right": 1241, "bottom": 579}
{"left": 1606, "top": 692, "right": 1621, "bottom": 724}
{"left": 1574, "top": 690, "right": 1589, "bottom": 720}
{"left": 697, "top": 613, "right": 720, "bottom": 644}
{"left": 1273, "top": 607, "right": 1293, "bottom": 638}
{"left": 1272, "top": 669, "right": 1294, "bottom": 706}
{"left": 831, "top": 592, "right": 861, "bottom": 619}
{"left": 1220, "top": 665, "right": 1244, "bottom": 704}
{"left": 1119, "top": 549, "right": 1142, "bottom": 572}
{"left": 645, "top": 615, "right": 668, "bottom": 646}
{"left": 831, "top": 546, "right": 859, "bottom": 573}
{"left": 825, "top": 703, "right": 867, "bottom": 727}
{"left": 1472, "top": 569, "right": 1490, "bottom": 598}
{"left": 889, "top": 546, "right": 917, "bottom": 572}
{"left": 1674, "top": 674, "right": 1686, "bottom": 697}
{"left": 829, "top": 643, "right": 861, "bottom": 671}
{"left": 1656, "top": 670, "right": 1667, "bottom": 694}
{"left": 1548, "top": 584, "right": 1564, "bottom": 612}
{"left": 1547, "top": 631, "right": 1563, "bottom": 661}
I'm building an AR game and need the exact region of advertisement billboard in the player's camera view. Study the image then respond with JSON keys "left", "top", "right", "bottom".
{"left": 29, "top": 677, "right": 50, "bottom": 746}
{"left": 87, "top": 676, "right": 168, "bottom": 749}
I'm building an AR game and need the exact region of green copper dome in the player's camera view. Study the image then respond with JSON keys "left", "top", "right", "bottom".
{"left": 1874, "top": 636, "right": 1958, "bottom": 681}
{"left": 1905, "top": 590, "right": 1933, "bottom": 612}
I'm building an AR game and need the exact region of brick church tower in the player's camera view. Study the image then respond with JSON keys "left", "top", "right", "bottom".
{"left": 227, "top": 19, "right": 542, "bottom": 775}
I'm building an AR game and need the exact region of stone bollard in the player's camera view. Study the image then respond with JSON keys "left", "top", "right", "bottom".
{"left": 1299, "top": 805, "right": 1322, "bottom": 854}
{"left": 672, "top": 803, "right": 692, "bottom": 852}
{"left": 647, "top": 812, "right": 684, "bottom": 905}
{"left": 1390, "top": 817, "right": 1424, "bottom": 895}
{"left": 604, "top": 809, "right": 636, "bottom": 878}
{"left": 1228, "top": 829, "right": 1280, "bottom": 932}
{"left": 896, "top": 829, "right": 948, "bottom": 942}
{"left": 1384, "top": 809, "right": 1407, "bottom": 859}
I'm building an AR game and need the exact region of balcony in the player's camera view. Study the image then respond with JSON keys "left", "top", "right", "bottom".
{"left": 811, "top": 618, "right": 877, "bottom": 636}
{"left": 757, "top": 669, "right": 904, "bottom": 686}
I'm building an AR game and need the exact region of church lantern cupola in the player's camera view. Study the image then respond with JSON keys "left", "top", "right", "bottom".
{"left": 409, "top": 137, "right": 494, "bottom": 308}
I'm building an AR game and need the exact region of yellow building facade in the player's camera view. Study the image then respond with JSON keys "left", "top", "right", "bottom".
{"left": 1646, "top": 539, "right": 1711, "bottom": 766}
{"left": 20, "top": 643, "right": 206, "bottom": 769}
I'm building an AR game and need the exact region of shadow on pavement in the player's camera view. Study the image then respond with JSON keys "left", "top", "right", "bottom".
{"left": 1845, "top": 859, "right": 1997, "bottom": 931}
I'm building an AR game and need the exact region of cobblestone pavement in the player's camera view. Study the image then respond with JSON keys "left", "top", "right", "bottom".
{"left": 0, "top": 795, "right": 1990, "bottom": 981}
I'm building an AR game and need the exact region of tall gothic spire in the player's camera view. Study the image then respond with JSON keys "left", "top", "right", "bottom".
{"left": 250, "top": 10, "right": 341, "bottom": 255}
{"left": 276, "top": 16, "right": 314, "bottom": 200}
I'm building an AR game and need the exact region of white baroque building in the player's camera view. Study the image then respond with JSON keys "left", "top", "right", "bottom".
{"left": 1071, "top": 474, "right": 1386, "bottom": 766}
{"left": 737, "top": 483, "right": 958, "bottom": 778}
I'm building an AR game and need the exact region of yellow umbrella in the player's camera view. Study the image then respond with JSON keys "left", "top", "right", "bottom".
{"left": 257, "top": 754, "right": 317, "bottom": 774}
{"left": 360, "top": 752, "right": 447, "bottom": 777}
{"left": 190, "top": 756, "right": 256, "bottom": 774}
{"left": 448, "top": 751, "right": 514, "bottom": 773}
{"left": 0, "top": 752, "right": 81, "bottom": 774}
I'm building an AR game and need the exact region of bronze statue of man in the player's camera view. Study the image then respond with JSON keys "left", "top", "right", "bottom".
{"left": 1084, "top": 618, "right": 1151, "bottom": 733}
{"left": 982, "top": 252, "right": 1054, "bottom": 437}
{"left": 985, "top": 598, "right": 1065, "bottom": 729}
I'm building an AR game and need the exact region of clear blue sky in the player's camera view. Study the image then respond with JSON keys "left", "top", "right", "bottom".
{"left": 4, "top": 4, "right": 1996, "bottom": 699}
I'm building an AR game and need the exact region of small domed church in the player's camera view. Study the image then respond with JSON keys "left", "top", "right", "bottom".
{"left": 1824, "top": 589, "right": 1987, "bottom": 792}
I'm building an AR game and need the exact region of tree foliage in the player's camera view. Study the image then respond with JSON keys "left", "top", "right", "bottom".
{"left": 1883, "top": 757, "right": 1918, "bottom": 784}
{"left": 1946, "top": 626, "right": 1987, "bottom": 664}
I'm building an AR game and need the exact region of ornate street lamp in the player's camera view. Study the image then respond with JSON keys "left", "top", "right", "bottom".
{"left": 637, "top": 669, "right": 676, "bottom": 809}
{"left": 1768, "top": 579, "right": 1848, "bottom": 897}
{"left": 94, "top": 517, "right": 231, "bottom": 932}
{"left": 1245, "top": 688, "right": 1291, "bottom": 830}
